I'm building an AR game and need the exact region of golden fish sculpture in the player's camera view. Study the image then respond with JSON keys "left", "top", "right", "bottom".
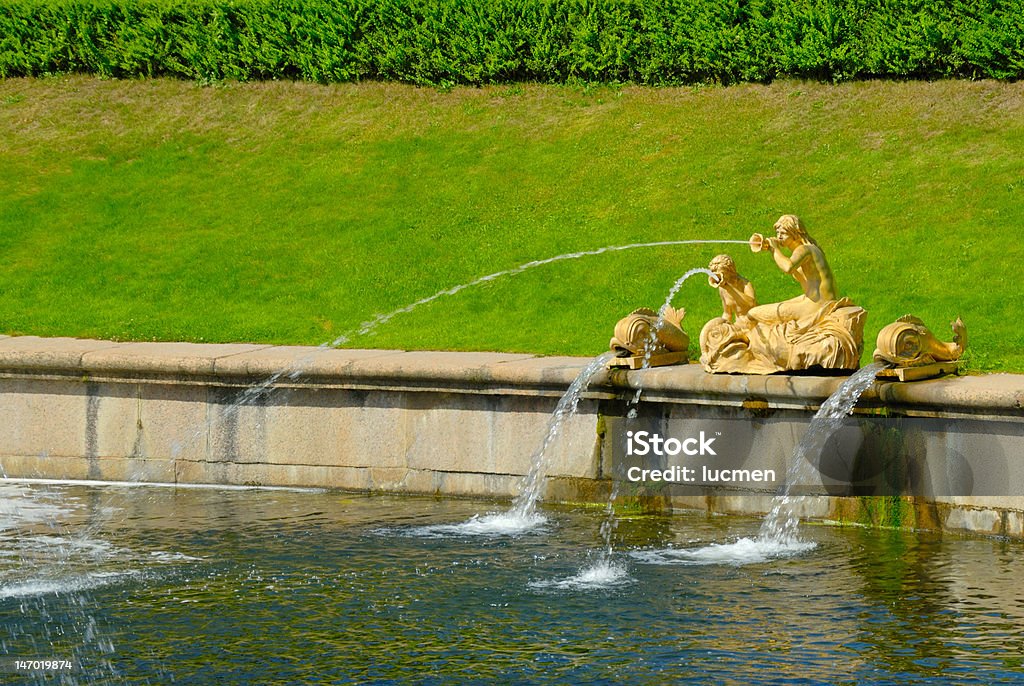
{"left": 608, "top": 306, "right": 690, "bottom": 369}
{"left": 873, "top": 315, "right": 967, "bottom": 381}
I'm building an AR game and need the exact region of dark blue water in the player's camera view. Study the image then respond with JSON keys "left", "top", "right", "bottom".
{"left": 2, "top": 483, "right": 1024, "bottom": 684}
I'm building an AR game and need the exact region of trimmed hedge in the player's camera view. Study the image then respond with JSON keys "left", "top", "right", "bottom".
{"left": 1, "top": 0, "right": 1023, "bottom": 84}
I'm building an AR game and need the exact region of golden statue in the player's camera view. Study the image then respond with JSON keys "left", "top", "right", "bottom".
{"left": 746, "top": 215, "right": 839, "bottom": 323}
{"left": 700, "top": 215, "right": 866, "bottom": 374}
{"left": 609, "top": 306, "right": 689, "bottom": 369}
{"left": 873, "top": 315, "right": 966, "bottom": 380}
{"left": 708, "top": 254, "right": 757, "bottom": 322}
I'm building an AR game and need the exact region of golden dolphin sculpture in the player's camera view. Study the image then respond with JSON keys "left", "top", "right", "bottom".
{"left": 610, "top": 306, "right": 689, "bottom": 358}
{"left": 873, "top": 315, "right": 967, "bottom": 367}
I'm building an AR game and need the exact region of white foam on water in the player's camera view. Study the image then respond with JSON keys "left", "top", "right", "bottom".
{"left": 0, "top": 570, "right": 139, "bottom": 600}
{"left": 530, "top": 559, "right": 634, "bottom": 590}
{"left": 385, "top": 511, "right": 549, "bottom": 538}
{"left": 630, "top": 537, "right": 817, "bottom": 566}
{"left": 0, "top": 484, "right": 76, "bottom": 531}
{"left": 0, "top": 481, "right": 203, "bottom": 600}
{"left": 17, "top": 534, "right": 127, "bottom": 560}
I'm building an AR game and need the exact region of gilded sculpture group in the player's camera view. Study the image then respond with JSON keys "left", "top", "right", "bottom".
{"left": 610, "top": 214, "right": 966, "bottom": 377}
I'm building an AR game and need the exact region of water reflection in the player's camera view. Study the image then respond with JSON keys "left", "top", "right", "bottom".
{"left": 1, "top": 484, "right": 1023, "bottom": 683}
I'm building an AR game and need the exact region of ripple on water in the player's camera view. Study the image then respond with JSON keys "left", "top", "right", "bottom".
{"left": 3, "top": 485, "right": 1024, "bottom": 684}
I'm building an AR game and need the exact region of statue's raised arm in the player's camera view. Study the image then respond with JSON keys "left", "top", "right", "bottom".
{"left": 769, "top": 215, "right": 837, "bottom": 297}
{"left": 747, "top": 215, "right": 839, "bottom": 323}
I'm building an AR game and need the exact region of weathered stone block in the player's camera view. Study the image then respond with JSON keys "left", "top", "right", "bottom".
{"left": 0, "top": 378, "right": 90, "bottom": 458}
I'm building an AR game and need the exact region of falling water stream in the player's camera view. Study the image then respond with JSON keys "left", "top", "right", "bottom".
{"left": 508, "top": 353, "right": 616, "bottom": 520}
{"left": 757, "top": 361, "right": 889, "bottom": 542}
{"left": 394, "top": 351, "right": 615, "bottom": 538}
{"left": 632, "top": 362, "right": 887, "bottom": 566}
{"left": 566, "top": 266, "right": 715, "bottom": 587}
{"left": 626, "top": 266, "right": 714, "bottom": 415}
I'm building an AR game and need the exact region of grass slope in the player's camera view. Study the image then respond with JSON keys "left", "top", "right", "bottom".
{"left": 0, "top": 77, "right": 1022, "bottom": 371}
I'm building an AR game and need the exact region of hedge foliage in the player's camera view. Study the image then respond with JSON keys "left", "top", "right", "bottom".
{"left": 1, "top": 0, "right": 1023, "bottom": 84}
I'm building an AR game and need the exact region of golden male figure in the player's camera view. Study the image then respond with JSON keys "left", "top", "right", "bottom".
{"left": 708, "top": 254, "right": 757, "bottom": 322}
{"left": 747, "top": 214, "right": 839, "bottom": 324}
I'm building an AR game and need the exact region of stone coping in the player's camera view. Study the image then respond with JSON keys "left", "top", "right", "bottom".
{"left": 610, "top": 362, "right": 1024, "bottom": 416}
{"left": 0, "top": 335, "right": 1020, "bottom": 416}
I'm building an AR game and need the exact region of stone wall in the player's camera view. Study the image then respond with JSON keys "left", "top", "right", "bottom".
{"left": 0, "top": 335, "right": 1022, "bottom": 537}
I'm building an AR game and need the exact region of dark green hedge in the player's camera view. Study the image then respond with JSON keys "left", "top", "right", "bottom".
{"left": 1, "top": 0, "right": 1022, "bottom": 84}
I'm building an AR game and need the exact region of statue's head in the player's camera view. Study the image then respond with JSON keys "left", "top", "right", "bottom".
{"left": 773, "top": 214, "right": 816, "bottom": 247}
{"left": 709, "top": 254, "right": 737, "bottom": 276}
{"left": 708, "top": 254, "right": 738, "bottom": 287}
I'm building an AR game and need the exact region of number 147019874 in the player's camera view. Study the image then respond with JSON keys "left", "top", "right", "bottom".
{"left": 9, "top": 659, "right": 75, "bottom": 672}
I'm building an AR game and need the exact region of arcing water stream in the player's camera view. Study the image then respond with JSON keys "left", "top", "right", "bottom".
{"left": 400, "top": 262, "right": 721, "bottom": 544}
{"left": 626, "top": 266, "right": 714, "bottom": 414}
{"left": 567, "top": 266, "right": 716, "bottom": 587}
{"left": 329, "top": 241, "right": 746, "bottom": 348}
{"left": 194, "top": 240, "right": 748, "bottom": 457}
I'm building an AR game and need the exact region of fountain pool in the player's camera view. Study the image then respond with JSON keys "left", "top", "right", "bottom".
{"left": 4, "top": 483, "right": 1024, "bottom": 684}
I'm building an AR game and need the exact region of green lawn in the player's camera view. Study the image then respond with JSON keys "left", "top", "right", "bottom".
{"left": 1, "top": 77, "right": 1022, "bottom": 371}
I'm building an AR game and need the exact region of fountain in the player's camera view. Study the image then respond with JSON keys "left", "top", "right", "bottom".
{"left": 1, "top": 208, "right": 1004, "bottom": 684}
{"left": 384, "top": 211, "right": 973, "bottom": 580}
{"left": 605, "top": 213, "right": 969, "bottom": 549}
